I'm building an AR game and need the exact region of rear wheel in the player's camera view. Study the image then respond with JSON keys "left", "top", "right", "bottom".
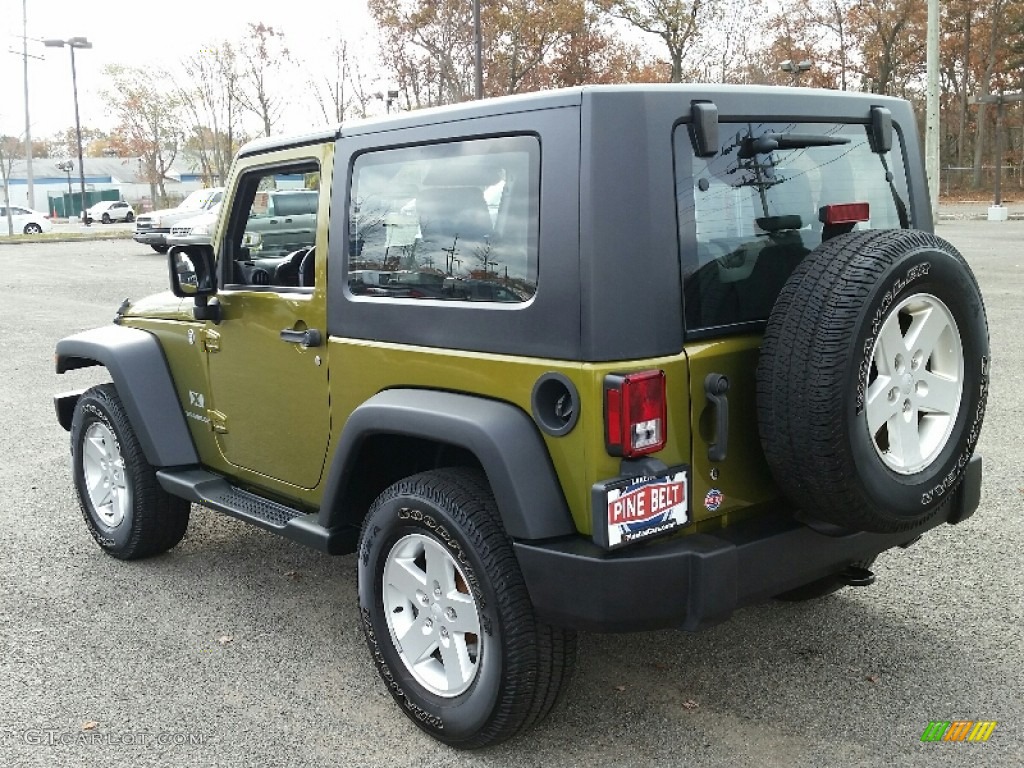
{"left": 357, "top": 468, "right": 575, "bottom": 748}
{"left": 23, "top": 223, "right": 42, "bottom": 235}
{"left": 101, "top": 213, "right": 111, "bottom": 223}
{"left": 70, "top": 384, "right": 190, "bottom": 559}
{"left": 126, "top": 212, "right": 135, "bottom": 222}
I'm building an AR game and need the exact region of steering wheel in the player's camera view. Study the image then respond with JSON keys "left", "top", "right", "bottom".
{"left": 299, "top": 246, "right": 316, "bottom": 287}
{"left": 274, "top": 247, "right": 310, "bottom": 287}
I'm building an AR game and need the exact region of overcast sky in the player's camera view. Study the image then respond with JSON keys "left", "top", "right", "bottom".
{"left": 1, "top": 0, "right": 379, "bottom": 140}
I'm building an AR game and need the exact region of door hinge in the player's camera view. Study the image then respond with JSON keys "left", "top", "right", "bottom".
{"left": 201, "top": 328, "right": 221, "bottom": 353}
{"left": 208, "top": 410, "right": 228, "bottom": 433}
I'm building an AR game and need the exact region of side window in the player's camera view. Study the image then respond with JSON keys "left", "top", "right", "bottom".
{"left": 677, "top": 121, "right": 910, "bottom": 331}
{"left": 223, "top": 163, "right": 320, "bottom": 290}
{"left": 348, "top": 135, "right": 539, "bottom": 303}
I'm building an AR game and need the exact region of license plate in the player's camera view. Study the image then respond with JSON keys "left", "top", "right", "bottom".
{"left": 592, "top": 466, "right": 689, "bottom": 550}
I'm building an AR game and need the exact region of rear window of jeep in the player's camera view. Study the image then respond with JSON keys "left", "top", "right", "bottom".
{"left": 348, "top": 135, "right": 540, "bottom": 303}
{"left": 677, "top": 121, "right": 910, "bottom": 331}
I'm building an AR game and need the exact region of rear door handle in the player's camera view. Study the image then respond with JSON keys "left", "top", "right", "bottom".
{"left": 704, "top": 373, "right": 730, "bottom": 462}
{"left": 280, "top": 328, "right": 322, "bottom": 348}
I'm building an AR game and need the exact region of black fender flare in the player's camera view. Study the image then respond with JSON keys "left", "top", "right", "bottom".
{"left": 320, "top": 389, "right": 577, "bottom": 540}
{"left": 55, "top": 325, "right": 198, "bottom": 468}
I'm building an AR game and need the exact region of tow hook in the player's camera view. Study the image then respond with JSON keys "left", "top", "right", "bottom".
{"left": 839, "top": 565, "right": 876, "bottom": 587}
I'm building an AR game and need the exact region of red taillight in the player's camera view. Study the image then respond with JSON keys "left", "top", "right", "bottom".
{"left": 820, "top": 202, "right": 870, "bottom": 225}
{"left": 604, "top": 370, "right": 667, "bottom": 458}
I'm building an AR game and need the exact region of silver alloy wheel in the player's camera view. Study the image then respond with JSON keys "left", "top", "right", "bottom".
{"left": 865, "top": 292, "right": 964, "bottom": 474}
{"left": 382, "top": 532, "right": 482, "bottom": 697}
{"left": 81, "top": 422, "right": 130, "bottom": 528}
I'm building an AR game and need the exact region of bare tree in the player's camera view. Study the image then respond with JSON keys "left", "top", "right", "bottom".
{"left": 972, "top": 0, "right": 1008, "bottom": 187}
{"left": 237, "top": 23, "right": 291, "bottom": 137}
{"left": 601, "top": 0, "right": 712, "bottom": 83}
{"left": 178, "top": 42, "right": 244, "bottom": 185}
{"left": 308, "top": 33, "right": 352, "bottom": 124}
{"left": 1, "top": 135, "right": 19, "bottom": 235}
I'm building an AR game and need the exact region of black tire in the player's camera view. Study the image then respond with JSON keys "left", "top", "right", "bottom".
{"left": 101, "top": 213, "right": 111, "bottom": 223}
{"left": 357, "top": 468, "right": 576, "bottom": 748}
{"left": 151, "top": 244, "right": 169, "bottom": 254}
{"left": 757, "top": 229, "right": 989, "bottom": 533}
{"left": 70, "top": 384, "right": 190, "bottom": 559}
{"left": 24, "top": 223, "right": 42, "bottom": 235}
{"left": 126, "top": 212, "right": 135, "bottom": 222}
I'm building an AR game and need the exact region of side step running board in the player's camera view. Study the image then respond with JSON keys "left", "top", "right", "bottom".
{"left": 156, "top": 468, "right": 358, "bottom": 555}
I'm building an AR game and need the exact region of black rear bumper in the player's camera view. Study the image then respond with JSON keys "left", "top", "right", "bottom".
{"left": 515, "top": 455, "right": 982, "bottom": 633}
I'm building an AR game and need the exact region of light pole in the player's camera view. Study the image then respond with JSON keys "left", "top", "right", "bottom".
{"left": 44, "top": 36, "right": 92, "bottom": 225}
{"left": 779, "top": 59, "right": 812, "bottom": 85}
{"left": 22, "top": 0, "right": 34, "bottom": 210}
{"left": 56, "top": 160, "right": 74, "bottom": 216}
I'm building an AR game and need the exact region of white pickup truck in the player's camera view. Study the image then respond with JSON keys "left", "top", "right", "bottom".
{"left": 133, "top": 187, "right": 224, "bottom": 253}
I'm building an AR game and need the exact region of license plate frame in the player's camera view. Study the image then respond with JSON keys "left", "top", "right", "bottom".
{"left": 591, "top": 466, "right": 690, "bottom": 550}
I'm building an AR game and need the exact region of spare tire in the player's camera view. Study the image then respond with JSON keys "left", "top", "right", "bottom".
{"left": 757, "top": 229, "right": 989, "bottom": 533}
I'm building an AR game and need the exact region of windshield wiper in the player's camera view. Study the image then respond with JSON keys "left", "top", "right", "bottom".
{"left": 739, "top": 132, "right": 850, "bottom": 158}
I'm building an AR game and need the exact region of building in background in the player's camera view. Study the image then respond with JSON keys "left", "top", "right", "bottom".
{"left": 1, "top": 156, "right": 206, "bottom": 215}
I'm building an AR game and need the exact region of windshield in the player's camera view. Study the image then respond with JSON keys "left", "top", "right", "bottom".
{"left": 178, "top": 189, "right": 221, "bottom": 211}
{"left": 676, "top": 121, "right": 910, "bottom": 332}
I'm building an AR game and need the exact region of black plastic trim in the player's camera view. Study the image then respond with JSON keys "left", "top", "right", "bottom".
{"left": 516, "top": 454, "right": 982, "bottom": 632}
{"left": 156, "top": 468, "right": 358, "bottom": 554}
{"left": 55, "top": 326, "right": 198, "bottom": 467}
{"left": 54, "top": 388, "right": 86, "bottom": 431}
{"left": 319, "top": 389, "right": 576, "bottom": 540}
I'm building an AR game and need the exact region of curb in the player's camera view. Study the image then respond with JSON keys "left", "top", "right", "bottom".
{"left": 937, "top": 214, "right": 1024, "bottom": 221}
{"left": 0, "top": 234, "right": 137, "bottom": 247}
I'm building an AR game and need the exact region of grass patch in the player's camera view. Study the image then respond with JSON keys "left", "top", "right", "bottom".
{"left": 0, "top": 230, "right": 135, "bottom": 244}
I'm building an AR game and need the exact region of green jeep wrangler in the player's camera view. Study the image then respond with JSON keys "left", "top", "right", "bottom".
{"left": 55, "top": 85, "right": 989, "bottom": 748}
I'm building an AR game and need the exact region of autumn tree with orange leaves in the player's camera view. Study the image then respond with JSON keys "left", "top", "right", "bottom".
{"left": 101, "top": 65, "right": 183, "bottom": 206}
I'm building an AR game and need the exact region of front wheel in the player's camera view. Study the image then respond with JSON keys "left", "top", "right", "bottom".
{"left": 70, "top": 384, "right": 190, "bottom": 559}
{"left": 101, "top": 213, "right": 111, "bottom": 223}
{"left": 358, "top": 468, "right": 576, "bottom": 748}
{"left": 151, "top": 244, "right": 169, "bottom": 254}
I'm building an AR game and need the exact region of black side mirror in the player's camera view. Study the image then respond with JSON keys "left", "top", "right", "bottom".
{"left": 169, "top": 245, "right": 221, "bottom": 322}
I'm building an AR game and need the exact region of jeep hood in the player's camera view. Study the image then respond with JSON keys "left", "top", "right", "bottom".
{"left": 120, "top": 291, "right": 190, "bottom": 321}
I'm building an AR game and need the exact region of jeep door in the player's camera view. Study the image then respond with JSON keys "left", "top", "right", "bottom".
{"left": 199, "top": 146, "right": 332, "bottom": 491}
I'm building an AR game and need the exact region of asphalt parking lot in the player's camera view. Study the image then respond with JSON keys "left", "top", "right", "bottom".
{"left": 0, "top": 226, "right": 1020, "bottom": 767}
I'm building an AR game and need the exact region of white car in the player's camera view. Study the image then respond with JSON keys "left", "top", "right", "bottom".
{"left": 1, "top": 206, "right": 53, "bottom": 235}
{"left": 83, "top": 200, "right": 136, "bottom": 224}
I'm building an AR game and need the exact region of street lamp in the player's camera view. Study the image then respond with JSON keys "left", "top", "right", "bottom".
{"left": 44, "top": 36, "right": 92, "bottom": 225}
{"left": 56, "top": 160, "right": 74, "bottom": 216}
{"left": 779, "top": 59, "right": 813, "bottom": 85}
